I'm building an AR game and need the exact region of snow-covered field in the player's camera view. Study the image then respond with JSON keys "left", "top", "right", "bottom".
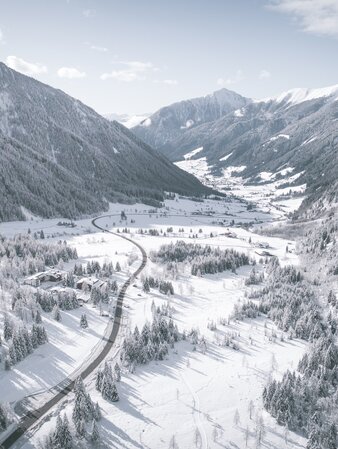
{"left": 0, "top": 195, "right": 309, "bottom": 449}
{"left": 0, "top": 195, "right": 308, "bottom": 449}
{"left": 175, "top": 152, "right": 306, "bottom": 220}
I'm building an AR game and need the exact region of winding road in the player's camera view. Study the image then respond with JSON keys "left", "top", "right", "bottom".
{"left": 0, "top": 216, "right": 147, "bottom": 449}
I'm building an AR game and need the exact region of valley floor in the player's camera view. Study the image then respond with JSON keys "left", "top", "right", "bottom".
{"left": 0, "top": 196, "right": 307, "bottom": 449}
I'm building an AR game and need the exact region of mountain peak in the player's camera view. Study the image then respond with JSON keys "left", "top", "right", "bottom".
{"left": 262, "top": 84, "right": 338, "bottom": 106}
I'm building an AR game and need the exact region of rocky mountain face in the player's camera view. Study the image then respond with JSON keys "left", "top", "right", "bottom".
{"left": 132, "top": 88, "right": 251, "bottom": 153}
{"left": 134, "top": 85, "right": 338, "bottom": 216}
{"left": 0, "top": 63, "right": 210, "bottom": 222}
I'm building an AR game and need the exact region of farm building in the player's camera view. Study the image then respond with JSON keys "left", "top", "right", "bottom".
{"left": 23, "top": 269, "right": 65, "bottom": 287}
{"left": 76, "top": 277, "right": 107, "bottom": 292}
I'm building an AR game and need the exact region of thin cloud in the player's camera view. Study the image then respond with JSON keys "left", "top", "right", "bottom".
{"left": 100, "top": 61, "right": 158, "bottom": 82}
{"left": 259, "top": 69, "right": 271, "bottom": 79}
{"left": 57, "top": 67, "right": 86, "bottom": 79}
{"left": 5, "top": 55, "right": 47, "bottom": 76}
{"left": 154, "top": 79, "right": 178, "bottom": 85}
{"left": 90, "top": 45, "right": 108, "bottom": 52}
{"left": 217, "top": 70, "right": 244, "bottom": 86}
{"left": 83, "top": 9, "right": 96, "bottom": 18}
{"left": 268, "top": 0, "right": 338, "bottom": 37}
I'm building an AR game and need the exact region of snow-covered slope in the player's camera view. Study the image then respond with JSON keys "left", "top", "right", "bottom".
{"left": 145, "top": 83, "right": 338, "bottom": 216}
{"left": 104, "top": 112, "right": 150, "bottom": 129}
{"left": 0, "top": 62, "right": 211, "bottom": 222}
{"left": 132, "top": 88, "right": 251, "bottom": 153}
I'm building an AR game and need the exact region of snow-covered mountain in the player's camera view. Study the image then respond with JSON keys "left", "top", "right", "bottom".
{"left": 132, "top": 88, "right": 251, "bottom": 150}
{"left": 104, "top": 112, "right": 151, "bottom": 129}
{"left": 133, "top": 84, "right": 338, "bottom": 216}
{"left": 0, "top": 62, "right": 210, "bottom": 222}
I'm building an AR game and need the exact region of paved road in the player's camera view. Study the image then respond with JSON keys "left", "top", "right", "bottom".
{"left": 0, "top": 216, "right": 147, "bottom": 449}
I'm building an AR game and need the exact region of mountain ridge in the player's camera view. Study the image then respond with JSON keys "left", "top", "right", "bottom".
{"left": 0, "top": 62, "right": 211, "bottom": 222}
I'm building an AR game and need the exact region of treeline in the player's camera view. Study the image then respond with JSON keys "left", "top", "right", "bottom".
{"left": 2, "top": 314, "right": 48, "bottom": 368}
{"left": 263, "top": 334, "right": 338, "bottom": 448}
{"left": 35, "top": 289, "right": 79, "bottom": 312}
{"left": 73, "top": 260, "right": 116, "bottom": 278}
{"left": 243, "top": 255, "right": 338, "bottom": 448}
{"left": 152, "top": 241, "right": 251, "bottom": 276}
{"left": 121, "top": 307, "right": 180, "bottom": 368}
{"left": 0, "top": 234, "right": 77, "bottom": 283}
{"left": 142, "top": 276, "right": 174, "bottom": 295}
{"left": 251, "top": 260, "right": 324, "bottom": 340}
{"left": 44, "top": 376, "right": 102, "bottom": 448}
{"left": 44, "top": 362, "right": 122, "bottom": 448}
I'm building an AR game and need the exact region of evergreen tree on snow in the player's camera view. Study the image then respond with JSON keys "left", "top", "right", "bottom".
{"left": 35, "top": 309, "right": 42, "bottom": 324}
{"left": 90, "top": 419, "right": 101, "bottom": 446}
{"left": 80, "top": 313, "right": 88, "bottom": 329}
{"left": 0, "top": 403, "right": 8, "bottom": 431}
{"left": 52, "top": 304, "right": 61, "bottom": 322}
{"left": 114, "top": 362, "right": 121, "bottom": 382}
{"left": 93, "top": 402, "right": 102, "bottom": 421}
{"left": 3, "top": 314, "right": 13, "bottom": 341}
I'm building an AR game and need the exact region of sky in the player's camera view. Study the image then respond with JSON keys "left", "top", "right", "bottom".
{"left": 1, "top": 0, "right": 338, "bottom": 115}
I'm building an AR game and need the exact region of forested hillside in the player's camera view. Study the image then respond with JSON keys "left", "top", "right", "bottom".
{"left": 0, "top": 63, "right": 210, "bottom": 222}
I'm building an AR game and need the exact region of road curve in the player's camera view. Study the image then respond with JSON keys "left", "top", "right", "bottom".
{"left": 0, "top": 216, "right": 147, "bottom": 449}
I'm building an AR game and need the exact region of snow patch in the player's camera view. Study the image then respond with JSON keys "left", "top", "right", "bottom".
{"left": 234, "top": 108, "right": 244, "bottom": 117}
{"left": 180, "top": 119, "right": 194, "bottom": 130}
{"left": 259, "top": 171, "right": 274, "bottom": 181}
{"left": 183, "top": 147, "right": 203, "bottom": 160}
{"left": 220, "top": 152, "right": 232, "bottom": 162}
{"left": 301, "top": 136, "right": 317, "bottom": 146}
{"left": 269, "top": 134, "right": 290, "bottom": 142}
{"left": 142, "top": 118, "right": 152, "bottom": 127}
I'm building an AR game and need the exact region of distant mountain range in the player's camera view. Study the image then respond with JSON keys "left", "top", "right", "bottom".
{"left": 0, "top": 63, "right": 210, "bottom": 222}
{"left": 104, "top": 112, "right": 150, "bottom": 129}
{"left": 132, "top": 85, "right": 338, "bottom": 216}
{"left": 132, "top": 88, "right": 250, "bottom": 151}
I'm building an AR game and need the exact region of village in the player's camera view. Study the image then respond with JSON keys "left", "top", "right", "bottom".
{"left": 22, "top": 262, "right": 119, "bottom": 314}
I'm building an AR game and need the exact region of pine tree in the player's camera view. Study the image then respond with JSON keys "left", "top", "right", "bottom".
{"left": 115, "top": 261, "right": 121, "bottom": 272}
{"left": 90, "top": 419, "right": 100, "bottom": 446}
{"left": 4, "top": 314, "right": 13, "bottom": 341}
{"left": 62, "top": 414, "right": 73, "bottom": 449}
{"left": 114, "top": 362, "right": 121, "bottom": 382}
{"left": 80, "top": 313, "right": 88, "bottom": 329}
{"left": 101, "top": 375, "right": 119, "bottom": 402}
{"left": 95, "top": 370, "right": 104, "bottom": 391}
{"left": 75, "top": 417, "right": 86, "bottom": 439}
{"left": 35, "top": 310, "right": 42, "bottom": 324}
{"left": 0, "top": 403, "right": 8, "bottom": 432}
{"left": 4, "top": 356, "right": 11, "bottom": 370}
{"left": 52, "top": 304, "right": 61, "bottom": 322}
{"left": 52, "top": 414, "right": 64, "bottom": 448}
{"left": 93, "top": 402, "right": 101, "bottom": 421}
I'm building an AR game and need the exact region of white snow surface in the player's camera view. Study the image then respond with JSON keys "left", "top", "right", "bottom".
{"left": 219, "top": 152, "right": 232, "bottom": 162}
{"left": 269, "top": 134, "right": 290, "bottom": 142}
{"left": 183, "top": 146, "right": 203, "bottom": 160}
{"left": 262, "top": 84, "right": 338, "bottom": 105}
{"left": 0, "top": 198, "right": 307, "bottom": 449}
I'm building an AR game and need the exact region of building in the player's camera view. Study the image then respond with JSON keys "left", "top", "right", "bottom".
{"left": 76, "top": 277, "right": 107, "bottom": 292}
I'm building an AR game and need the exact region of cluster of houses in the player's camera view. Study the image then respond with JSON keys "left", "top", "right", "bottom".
{"left": 24, "top": 269, "right": 107, "bottom": 294}
{"left": 24, "top": 269, "right": 65, "bottom": 287}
